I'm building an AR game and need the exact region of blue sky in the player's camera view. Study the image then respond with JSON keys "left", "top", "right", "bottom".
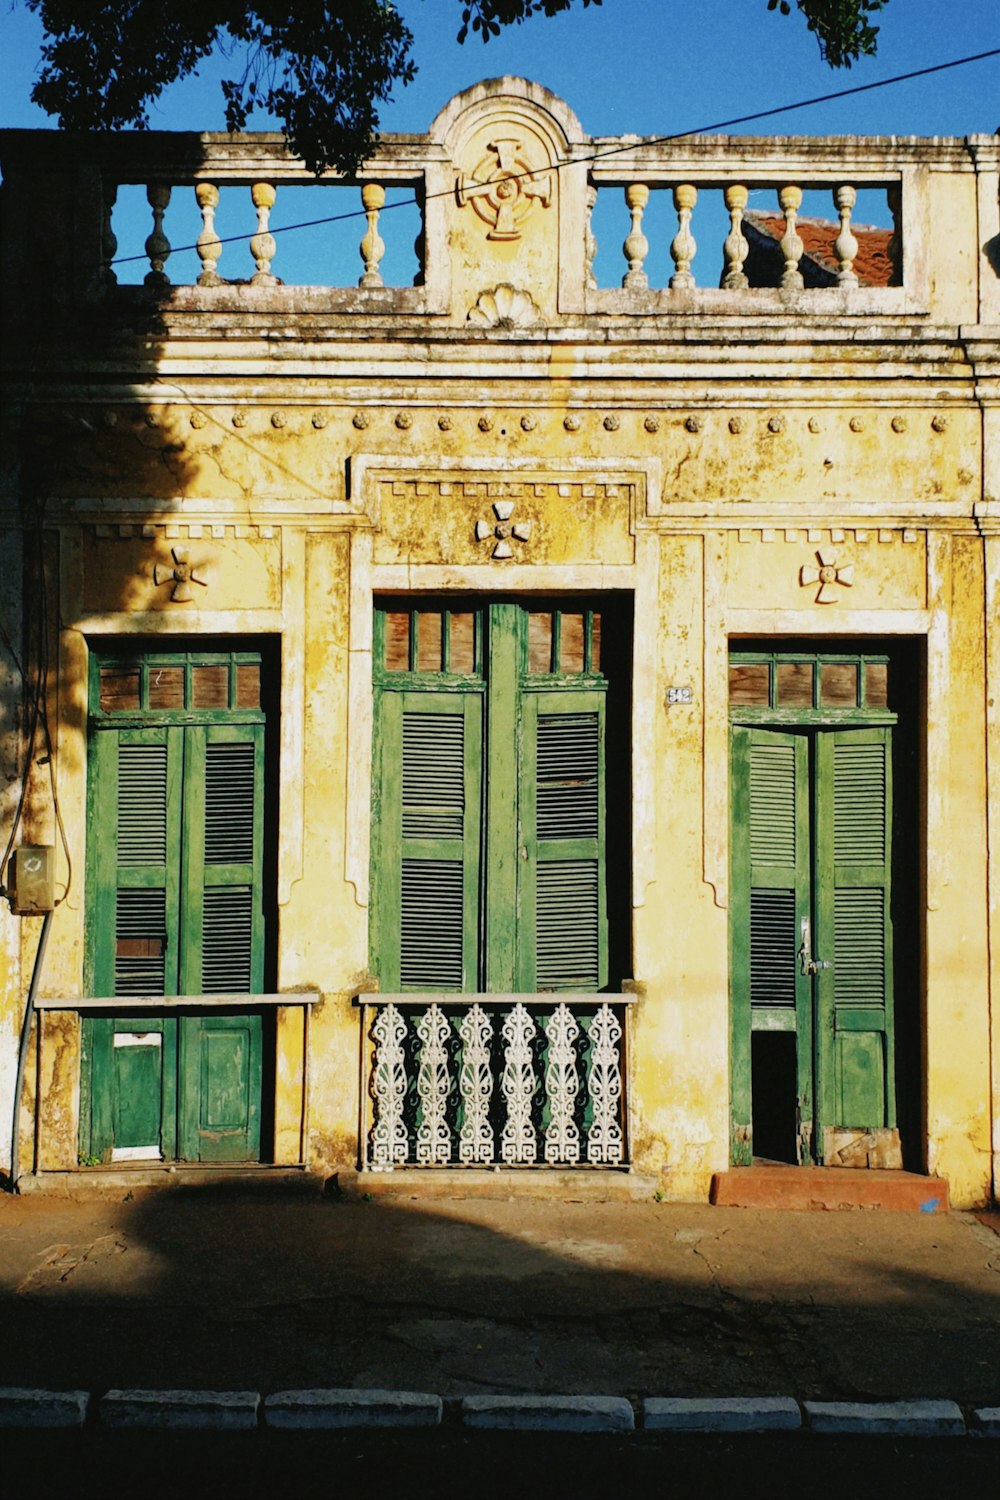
{"left": 3, "top": 1, "right": 999, "bottom": 285}
{"left": 4, "top": 0, "right": 999, "bottom": 137}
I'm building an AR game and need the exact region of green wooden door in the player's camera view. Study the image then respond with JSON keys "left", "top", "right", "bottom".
{"left": 813, "top": 728, "right": 895, "bottom": 1144}
{"left": 730, "top": 725, "right": 895, "bottom": 1163}
{"left": 86, "top": 710, "right": 265, "bottom": 1163}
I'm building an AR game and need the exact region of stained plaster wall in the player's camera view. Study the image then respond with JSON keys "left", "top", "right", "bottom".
{"left": 0, "top": 79, "right": 998, "bottom": 1205}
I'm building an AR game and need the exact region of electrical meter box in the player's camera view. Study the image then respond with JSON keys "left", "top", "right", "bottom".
{"left": 7, "top": 845, "right": 55, "bottom": 914}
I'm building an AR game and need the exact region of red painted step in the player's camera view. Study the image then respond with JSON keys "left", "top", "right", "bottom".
{"left": 710, "top": 1165, "right": 950, "bottom": 1213}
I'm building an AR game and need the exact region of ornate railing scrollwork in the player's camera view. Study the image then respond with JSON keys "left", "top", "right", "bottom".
{"left": 361, "top": 994, "right": 631, "bottom": 1171}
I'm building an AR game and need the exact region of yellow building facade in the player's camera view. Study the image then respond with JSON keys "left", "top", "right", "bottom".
{"left": 1, "top": 78, "right": 999, "bottom": 1206}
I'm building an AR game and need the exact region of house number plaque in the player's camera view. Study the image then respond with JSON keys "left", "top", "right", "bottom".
{"left": 667, "top": 686, "right": 693, "bottom": 705}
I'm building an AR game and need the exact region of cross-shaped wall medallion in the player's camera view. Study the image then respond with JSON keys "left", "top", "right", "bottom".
{"left": 152, "top": 546, "right": 208, "bottom": 603}
{"left": 475, "top": 499, "right": 532, "bottom": 560}
{"left": 457, "top": 138, "right": 553, "bottom": 241}
{"left": 800, "top": 546, "right": 854, "bottom": 604}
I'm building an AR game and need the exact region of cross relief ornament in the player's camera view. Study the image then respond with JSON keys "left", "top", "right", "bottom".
{"left": 152, "top": 546, "right": 209, "bottom": 603}
{"left": 476, "top": 499, "right": 532, "bottom": 560}
{"left": 457, "top": 138, "right": 553, "bottom": 241}
{"left": 800, "top": 546, "right": 854, "bottom": 604}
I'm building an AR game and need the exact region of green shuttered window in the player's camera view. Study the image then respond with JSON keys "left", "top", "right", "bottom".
{"left": 372, "top": 603, "right": 613, "bottom": 993}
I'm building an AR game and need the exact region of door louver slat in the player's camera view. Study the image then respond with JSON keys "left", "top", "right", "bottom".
{"left": 536, "top": 714, "right": 599, "bottom": 839}
{"left": 834, "top": 888, "right": 885, "bottom": 1006}
{"left": 402, "top": 712, "right": 465, "bottom": 840}
{"left": 115, "top": 888, "right": 166, "bottom": 995}
{"left": 202, "top": 886, "right": 253, "bottom": 993}
{"left": 749, "top": 742, "right": 797, "bottom": 866}
{"left": 401, "top": 858, "right": 464, "bottom": 987}
{"left": 749, "top": 888, "right": 797, "bottom": 1008}
{"left": 205, "top": 742, "right": 255, "bottom": 864}
{"left": 536, "top": 860, "right": 599, "bottom": 988}
{"left": 117, "top": 743, "right": 167, "bottom": 865}
{"left": 834, "top": 743, "right": 886, "bottom": 864}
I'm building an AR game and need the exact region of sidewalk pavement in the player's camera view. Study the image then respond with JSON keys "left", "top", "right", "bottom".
{"left": 1, "top": 1181, "right": 999, "bottom": 1406}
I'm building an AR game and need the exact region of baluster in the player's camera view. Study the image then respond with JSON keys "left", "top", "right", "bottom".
{"left": 833, "top": 184, "right": 859, "bottom": 287}
{"left": 415, "top": 1003, "right": 452, "bottom": 1165}
{"left": 500, "top": 1003, "right": 537, "bottom": 1165}
{"left": 721, "top": 184, "right": 749, "bottom": 291}
{"left": 622, "top": 183, "right": 649, "bottom": 289}
{"left": 102, "top": 182, "right": 118, "bottom": 287}
{"left": 887, "top": 182, "right": 902, "bottom": 286}
{"left": 587, "top": 1003, "right": 624, "bottom": 1165}
{"left": 144, "top": 183, "right": 171, "bottom": 287}
{"left": 778, "top": 185, "right": 804, "bottom": 291}
{"left": 544, "top": 1004, "right": 581, "bottom": 1166}
{"left": 669, "top": 183, "right": 698, "bottom": 289}
{"left": 584, "top": 184, "right": 598, "bottom": 291}
{"left": 195, "top": 183, "right": 224, "bottom": 287}
{"left": 458, "top": 1003, "right": 495, "bottom": 1164}
{"left": 370, "top": 1003, "right": 409, "bottom": 1169}
{"left": 250, "top": 182, "right": 277, "bottom": 285}
{"left": 359, "top": 182, "right": 386, "bottom": 287}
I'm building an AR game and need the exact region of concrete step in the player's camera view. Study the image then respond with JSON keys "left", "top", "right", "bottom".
{"left": 710, "top": 1165, "right": 950, "bottom": 1212}
{"left": 346, "top": 1169, "right": 660, "bottom": 1202}
{"left": 18, "top": 1166, "right": 326, "bottom": 1199}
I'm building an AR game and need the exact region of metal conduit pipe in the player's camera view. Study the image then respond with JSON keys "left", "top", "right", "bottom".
{"left": 8, "top": 908, "right": 53, "bottom": 1193}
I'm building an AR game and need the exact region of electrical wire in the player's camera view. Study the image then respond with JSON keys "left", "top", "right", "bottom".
{"left": 105, "top": 43, "right": 1000, "bottom": 268}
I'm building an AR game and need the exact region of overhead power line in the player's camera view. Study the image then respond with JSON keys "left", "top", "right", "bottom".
{"left": 109, "top": 45, "right": 1000, "bottom": 266}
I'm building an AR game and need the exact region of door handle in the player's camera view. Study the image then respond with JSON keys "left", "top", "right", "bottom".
{"left": 798, "top": 917, "right": 832, "bottom": 976}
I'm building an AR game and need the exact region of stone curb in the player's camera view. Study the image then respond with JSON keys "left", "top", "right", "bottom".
{"left": 1, "top": 1387, "right": 997, "bottom": 1435}
{"left": 0, "top": 1389, "right": 89, "bottom": 1429}
{"left": 462, "top": 1395, "right": 635, "bottom": 1433}
{"left": 100, "top": 1389, "right": 260, "bottom": 1431}
{"left": 644, "top": 1397, "right": 801, "bottom": 1433}
{"left": 803, "top": 1400, "right": 966, "bottom": 1437}
{"left": 264, "top": 1389, "right": 443, "bottom": 1429}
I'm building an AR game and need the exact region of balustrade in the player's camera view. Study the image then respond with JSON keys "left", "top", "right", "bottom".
{"left": 595, "top": 177, "right": 900, "bottom": 293}
{"left": 96, "top": 142, "right": 908, "bottom": 303}
{"left": 359, "top": 995, "right": 632, "bottom": 1171}
{"left": 108, "top": 177, "right": 423, "bottom": 290}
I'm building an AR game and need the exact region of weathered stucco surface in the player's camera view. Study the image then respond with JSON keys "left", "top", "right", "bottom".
{"left": 1, "top": 78, "right": 999, "bottom": 1206}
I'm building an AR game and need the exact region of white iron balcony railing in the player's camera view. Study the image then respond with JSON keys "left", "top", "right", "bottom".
{"left": 356, "top": 994, "right": 634, "bottom": 1171}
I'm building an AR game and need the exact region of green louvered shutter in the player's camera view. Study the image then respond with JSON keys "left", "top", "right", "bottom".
{"left": 89, "top": 728, "right": 184, "bottom": 999}
{"left": 177, "top": 723, "right": 264, "bottom": 1161}
{"left": 373, "top": 691, "right": 482, "bottom": 990}
{"left": 86, "top": 726, "right": 183, "bottom": 1160}
{"left": 730, "top": 726, "right": 812, "bottom": 1162}
{"left": 178, "top": 724, "right": 265, "bottom": 997}
{"left": 815, "top": 727, "right": 894, "bottom": 1135}
{"left": 518, "top": 690, "right": 608, "bottom": 991}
